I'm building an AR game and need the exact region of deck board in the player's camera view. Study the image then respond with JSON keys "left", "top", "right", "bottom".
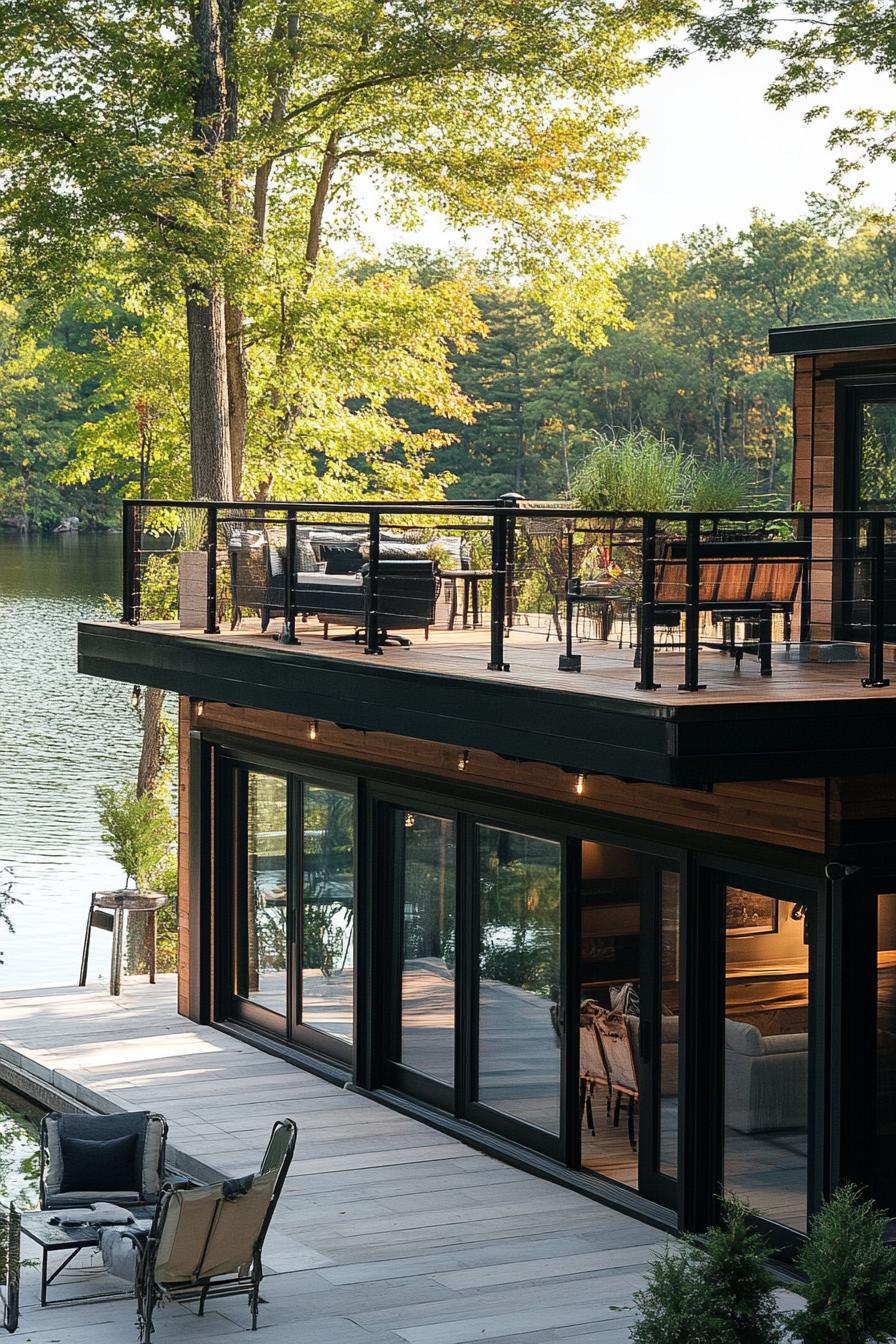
{"left": 0, "top": 978, "right": 669, "bottom": 1343}
{"left": 141, "top": 616, "right": 896, "bottom": 708}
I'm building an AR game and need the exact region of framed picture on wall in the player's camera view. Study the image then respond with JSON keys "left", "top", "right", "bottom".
{"left": 725, "top": 887, "right": 778, "bottom": 937}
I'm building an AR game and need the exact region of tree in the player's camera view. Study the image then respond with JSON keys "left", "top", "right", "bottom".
{"left": 0, "top": 0, "right": 692, "bottom": 499}
{"left": 690, "top": 2, "right": 896, "bottom": 190}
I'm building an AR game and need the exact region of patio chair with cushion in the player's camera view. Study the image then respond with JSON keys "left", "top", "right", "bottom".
{"left": 39, "top": 1111, "right": 168, "bottom": 1211}
{"left": 104, "top": 1118, "right": 296, "bottom": 1341}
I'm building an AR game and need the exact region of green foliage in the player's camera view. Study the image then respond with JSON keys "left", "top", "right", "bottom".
{"left": 630, "top": 1199, "right": 783, "bottom": 1344}
{"left": 788, "top": 1184, "right": 896, "bottom": 1344}
{"left": 0, "top": 868, "right": 19, "bottom": 967}
{"left": 96, "top": 783, "right": 175, "bottom": 890}
{"left": 572, "top": 429, "right": 693, "bottom": 512}
{"left": 690, "top": 460, "right": 756, "bottom": 512}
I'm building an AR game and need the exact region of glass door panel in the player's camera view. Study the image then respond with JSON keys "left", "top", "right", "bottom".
{"left": 476, "top": 826, "right": 562, "bottom": 1140}
{"left": 398, "top": 812, "right": 457, "bottom": 1086}
{"left": 382, "top": 808, "right": 457, "bottom": 1104}
{"left": 723, "top": 886, "right": 810, "bottom": 1232}
{"left": 658, "top": 872, "right": 681, "bottom": 1182}
{"left": 301, "top": 784, "right": 355, "bottom": 1044}
{"left": 577, "top": 843, "right": 679, "bottom": 1207}
{"left": 238, "top": 771, "right": 289, "bottom": 1023}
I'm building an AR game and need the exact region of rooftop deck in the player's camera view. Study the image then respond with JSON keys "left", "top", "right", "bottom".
{"left": 0, "top": 979, "right": 669, "bottom": 1343}
{"left": 76, "top": 497, "right": 896, "bottom": 785}
{"left": 80, "top": 611, "right": 896, "bottom": 786}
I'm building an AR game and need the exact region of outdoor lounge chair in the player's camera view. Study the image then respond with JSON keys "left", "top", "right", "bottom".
{"left": 104, "top": 1118, "right": 296, "bottom": 1340}
{"left": 39, "top": 1110, "right": 168, "bottom": 1211}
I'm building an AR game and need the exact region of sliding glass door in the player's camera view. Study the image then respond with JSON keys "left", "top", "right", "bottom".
{"left": 225, "top": 761, "right": 355, "bottom": 1064}
{"left": 713, "top": 875, "right": 813, "bottom": 1235}
{"left": 576, "top": 842, "right": 680, "bottom": 1208}
{"left": 382, "top": 807, "right": 457, "bottom": 1108}
{"left": 472, "top": 826, "right": 563, "bottom": 1150}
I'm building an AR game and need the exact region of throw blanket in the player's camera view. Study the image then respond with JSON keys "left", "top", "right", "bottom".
{"left": 53, "top": 1202, "right": 136, "bottom": 1227}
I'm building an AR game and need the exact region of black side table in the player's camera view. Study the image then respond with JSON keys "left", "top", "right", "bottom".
{"left": 21, "top": 1207, "right": 154, "bottom": 1307}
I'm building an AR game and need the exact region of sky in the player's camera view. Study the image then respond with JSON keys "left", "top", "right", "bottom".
{"left": 359, "top": 50, "right": 896, "bottom": 260}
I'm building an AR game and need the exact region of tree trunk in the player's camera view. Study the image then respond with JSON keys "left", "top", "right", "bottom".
{"left": 186, "top": 0, "right": 239, "bottom": 502}
{"left": 304, "top": 130, "right": 340, "bottom": 288}
{"left": 186, "top": 283, "right": 233, "bottom": 500}
{"left": 225, "top": 298, "right": 247, "bottom": 495}
{"left": 137, "top": 688, "right": 166, "bottom": 798}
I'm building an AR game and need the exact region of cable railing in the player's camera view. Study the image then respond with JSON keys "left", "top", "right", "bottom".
{"left": 120, "top": 497, "right": 896, "bottom": 694}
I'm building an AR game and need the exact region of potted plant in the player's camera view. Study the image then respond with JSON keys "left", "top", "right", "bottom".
{"left": 95, "top": 783, "right": 176, "bottom": 985}
{"left": 177, "top": 507, "right": 208, "bottom": 628}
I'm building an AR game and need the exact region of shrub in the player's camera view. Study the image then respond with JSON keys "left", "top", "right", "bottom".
{"left": 96, "top": 782, "right": 175, "bottom": 889}
{"left": 690, "top": 460, "right": 755, "bottom": 513}
{"left": 572, "top": 429, "right": 694, "bottom": 513}
{"left": 630, "top": 1199, "right": 782, "bottom": 1344}
{"left": 789, "top": 1184, "right": 896, "bottom": 1344}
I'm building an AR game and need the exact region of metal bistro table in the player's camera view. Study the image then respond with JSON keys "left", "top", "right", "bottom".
{"left": 78, "top": 889, "right": 167, "bottom": 996}
{"left": 21, "top": 1206, "right": 155, "bottom": 1307}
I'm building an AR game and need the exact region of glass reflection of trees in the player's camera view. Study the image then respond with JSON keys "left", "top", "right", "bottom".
{"left": 478, "top": 829, "right": 561, "bottom": 1001}
{"left": 860, "top": 402, "right": 896, "bottom": 509}
{"left": 246, "top": 773, "right": 288, "bottom": 1013}
{"left": 302, "top": 787, "right": 354, "bottom": 979}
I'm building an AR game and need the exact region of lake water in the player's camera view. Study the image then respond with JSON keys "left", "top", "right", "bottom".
{"left": 0, "top": 535, "right": 142, "bottom": 989}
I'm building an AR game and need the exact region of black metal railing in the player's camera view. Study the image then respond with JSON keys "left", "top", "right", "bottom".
{"left": 119, "top": 497, "right": 896, "bottom": 694}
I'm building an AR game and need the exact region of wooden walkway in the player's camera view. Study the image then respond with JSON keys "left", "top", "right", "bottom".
{"left": 0, "top": 978, "right": 667, "bottom": 1343}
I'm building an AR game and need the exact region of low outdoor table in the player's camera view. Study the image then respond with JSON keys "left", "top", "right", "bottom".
{"left": 443, "top": 570, "right": 494, "bottom": 630}
{"left": 78, "top": 890, "right": 167, "bottom": 996}
{"left": 21, "top": 1206, "right": 155, "bottom": 1307}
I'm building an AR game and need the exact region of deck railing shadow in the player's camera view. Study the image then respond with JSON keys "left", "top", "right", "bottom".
{"left": 121, "top": 498, "right": 896, "bottom": 694}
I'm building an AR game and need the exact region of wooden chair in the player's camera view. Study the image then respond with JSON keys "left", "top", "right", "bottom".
{"left": 594, "top": 1010, "right": 639, "bottom": 1152}
{"left": 579, "top": 1008, "right": 611, "bottom": 1135}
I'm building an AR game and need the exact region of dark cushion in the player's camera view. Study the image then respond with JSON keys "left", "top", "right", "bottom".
{"left": 319, "top": 543, "right": 363, "bottom": 575}
{"left": 60, "top": 1133, "right": 139, "bottom": 1195}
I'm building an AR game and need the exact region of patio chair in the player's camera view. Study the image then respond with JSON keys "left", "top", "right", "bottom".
{"left": 126, "top": 1118, "right": 296, "bottom": 1340}
{"left": 39, "top": 1111, "right": 168, "bottom": 1211}
{"left": 579, "top": 1008, "right": 611, "bottom": 1134}
{"left": 594, "top": 1011, "right": 640, "bottom": 1152}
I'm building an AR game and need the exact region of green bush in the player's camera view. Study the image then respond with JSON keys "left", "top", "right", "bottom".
{"left": 630, "top": 1199, "right": 782, "bottom": 1344}
{"left": 96, "top": 782, "right": 175, "bottom": 889}
{"left": 789, "top": 1184, "right": 896, "bottom": 1344}
{"left": 573, "top": 429, "right": 693, "bottom": 513}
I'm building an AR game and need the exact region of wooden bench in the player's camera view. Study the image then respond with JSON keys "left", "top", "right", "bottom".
{"left": 651, "top": 538, "right": 810, "bottom": 676}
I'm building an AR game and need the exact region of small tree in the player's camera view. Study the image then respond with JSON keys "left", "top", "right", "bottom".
{"left": 789, "top": 1184, "right": 896, "bottom": 1344}
{"left": 96, "top": 783, "right": 174, "bottom": 890}
{"left": 630, "top": 1198, "right": 783, "bottom": 1344}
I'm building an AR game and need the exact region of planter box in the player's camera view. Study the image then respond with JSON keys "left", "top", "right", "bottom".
{"left": 178, "top": 550, "right": 208, "bottom": 629}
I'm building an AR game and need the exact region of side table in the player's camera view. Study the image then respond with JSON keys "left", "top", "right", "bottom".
{"left": 78, "top": 890, "right": 167, "bottom": 996}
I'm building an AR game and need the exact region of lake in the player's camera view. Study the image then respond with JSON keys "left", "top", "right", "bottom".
{"left": 0, "top": 534, "right": 142, "bottom": 990}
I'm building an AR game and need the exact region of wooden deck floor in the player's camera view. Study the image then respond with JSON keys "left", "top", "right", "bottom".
{"left": 143, "top": 615, "right": 896, "bottom": 709}
{"left": 0, "top": 978, "right": 669, "bottom": 1344}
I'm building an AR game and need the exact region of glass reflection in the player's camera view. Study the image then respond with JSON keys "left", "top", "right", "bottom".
{"left": 302, "top": 785, "right": 355, "bottom": 1041}
{"left": 244, "top": 772, "right": 288, "bottom": 1017}
{"left": 397, "top": 812, "right": 456, "bottom": 1085}
{"left": 723, "top": 888, "right": 809, "bottom": 1231}
{"left": 477, "top": 826, "right": 561, "bottom": 1135}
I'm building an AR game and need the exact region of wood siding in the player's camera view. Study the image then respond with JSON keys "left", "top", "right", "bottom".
{"left": 183, "top": 698, "right": 827, "bottom": 854}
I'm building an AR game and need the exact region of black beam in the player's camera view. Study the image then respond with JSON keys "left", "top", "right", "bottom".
{"left": 79, "top": 620, "right": 896, "bottom": 788}
{"left": 769, "top": 318, "right": 896, "bottom": 357}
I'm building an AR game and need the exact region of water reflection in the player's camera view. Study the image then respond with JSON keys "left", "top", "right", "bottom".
{"left": 0, "top": 535, "right": 141, "bottom": 988}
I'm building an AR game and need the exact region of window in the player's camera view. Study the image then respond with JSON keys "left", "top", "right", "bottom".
{"left": 240, "top": 772, "right": 288, "bottom": 1020}
{"left": 301, "top": 785, "right": 355, "bottom": 1042}
{"left": 476, "top": 826, "right": 562, "bottom": 1136}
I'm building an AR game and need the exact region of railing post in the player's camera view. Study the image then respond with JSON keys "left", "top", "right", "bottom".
{"left": 497, "top": 492, "right": 523, "bottom": 635}
{"left": 205, "top": 505, "right": 219, "bottom": 635}
{"left": 122, "top": 500, "right": 137, "bottom": 624}
{"left": 280, "top": 508, "right": 299, "bottom": 644}
{"left": 635, "top": 515, "right": 659, "bottom": 690}
{"left": 862, "top": 513, "right": 890, "bottom": 687}
{"left": 488, "top": 504, "right": 510, "bottom": 671}
{"left": 679, "top": 513, "right": 705, "bottom": 692}
{"left": 365, "top": 511, "right": 382, "bottom": 655}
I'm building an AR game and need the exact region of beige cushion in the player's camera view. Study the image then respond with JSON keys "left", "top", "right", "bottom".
{"left": 154, "top": 1171, "right": 277, "bottom": 1285}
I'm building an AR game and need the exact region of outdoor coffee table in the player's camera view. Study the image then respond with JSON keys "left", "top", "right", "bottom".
{"left": 21, "top": 1206, "right": 155, "bottom": 1307}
